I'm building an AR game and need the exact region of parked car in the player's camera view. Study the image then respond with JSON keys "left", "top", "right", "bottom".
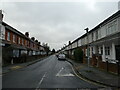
{"left": 58, "top": 53, "right": 66, "bottom": 60}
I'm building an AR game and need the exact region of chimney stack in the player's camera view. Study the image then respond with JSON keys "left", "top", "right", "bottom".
{"left": 38, "top": 42, "right": 41, "bottom": 45}
{"left": 0, "top": 10, "right": 3, "bottom": 22}
{"left": 69, "top": 41, "right": 71, "bottom": 45}
{"left": 25, "top": 32, "right": 29, "bottom": 37}
{"left": 31, "top": 37, "right": 35, "bottom": 41}
{"left": 35, "top": 40, "right": 38, "bottom": 42}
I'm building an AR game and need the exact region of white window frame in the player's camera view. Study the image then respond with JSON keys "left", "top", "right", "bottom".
{"left": 91, "top": 47, "right": 94, "bottom": 55}
{"left": 105, "top": 47, "right": 110, "bottom": 55}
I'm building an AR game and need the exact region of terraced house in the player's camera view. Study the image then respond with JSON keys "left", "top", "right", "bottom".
{"left": 0, "top": 11, "right": 46, "bottom": 65}
{"left": 63, "top": 10, "right": 120, "bottom": 74}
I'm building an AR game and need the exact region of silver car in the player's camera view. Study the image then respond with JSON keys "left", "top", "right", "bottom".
{"left": 58, "top": 54, "right": 66, "bottom": 60}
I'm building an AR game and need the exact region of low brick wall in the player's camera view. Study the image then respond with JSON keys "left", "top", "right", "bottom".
{"left": 91, "top": 55, "right": 97, "bottom": 66}
{"left": 26, "top": 55, "right": 46, "bottom": 62}
{"left": 98, "top": 61, "right": 120, "bottom": 74}
{"left": 83, "top": 57, "right": 92, "bottom": 65}
{"left": 3, "top": 55, "right": 47, "bottom": 66}
{"left": 83, "top": 58, "right": 87, "bottom": 64}
{"left": 108, "top": 63, "right": 119, "bottom": 74}
{"left": 98, "top": 61, "right": 107, "bottom": 70}
{"left": 65, "top": 53, "right": 120, "bottom": 75}
{"left": 84, "top": 57, "right": 120, "bottom": 74}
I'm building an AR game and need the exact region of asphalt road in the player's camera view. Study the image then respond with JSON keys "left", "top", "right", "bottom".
{"left": 3, "top": 55, "right": 105, "bottom": 89}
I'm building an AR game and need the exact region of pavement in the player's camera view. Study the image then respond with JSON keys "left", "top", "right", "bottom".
{"left": 66, "top": 58, "right": 120, "bottom": 88}
{"left": 2, "top": 56, "right": 48, "bottom": 74}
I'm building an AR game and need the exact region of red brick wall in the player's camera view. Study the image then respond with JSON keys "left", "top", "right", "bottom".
{"left": 10, "top": 31, "right": 13, "bottom": 43}
{"left": 108, "top": 63, "right": 118, "bottom": 73}
{"left": 98, "top": 61, "right": 107, "bottom": 70}
{"left": 91, "top": 55, "right": 97, "bottom": 66}
{"left": 24, "top": 39, "right": 25, "bottom": 46}
{"left": 98, "top": 61, "right": 120, "bottom": 74}
{"left": 5, "top": 30, "right": 7, "bottom": 40}
{"left": 5, "top": 30, "right": 13, "bottom": 44}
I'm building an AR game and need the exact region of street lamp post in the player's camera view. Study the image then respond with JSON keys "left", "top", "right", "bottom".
{"left": 84, "top": 28, "right": 90, "bottom": 67}
{"left": 64, "top": 44, "right": 67, "bottom": 54}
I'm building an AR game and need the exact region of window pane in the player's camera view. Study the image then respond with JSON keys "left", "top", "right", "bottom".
{"left": 13, "top": 34, "right": 16, "bottom": 42}
{"left": 7, "top": 32, "right": 10, "bottom": 41}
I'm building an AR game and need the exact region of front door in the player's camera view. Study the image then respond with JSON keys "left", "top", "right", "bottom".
{"left": 115, "top": 45, "right": 120, "bottom": 61}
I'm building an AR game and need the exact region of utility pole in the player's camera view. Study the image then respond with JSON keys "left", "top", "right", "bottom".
{"left": 0, "top": 10, "right": 3, "bottom": 22}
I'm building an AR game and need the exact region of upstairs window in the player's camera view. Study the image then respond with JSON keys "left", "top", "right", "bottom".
{"left": 106, "top": 20, "right": 117, "bottom": 36}
{"left": 22, "top": 38, "right": 24, "bottom": 45}
{"left": 96, "top": 30, "right": 98, "bottom": 40}
{"left": 13, "top": 34, "right": 16, "bottom": 43}
{"left": 92, "top": 33, "right": 94, "bottom": 42}
{"left": 7, "top": 32, "right": 10, "bottom": 41}
{"left": 18, "top": 37, "right": 20, "bottom": 44}
{"left": 113, "top": 20, "right": 117, "bottom": 32}
{"left": 98, "top": 29, "right": 101, "bottom": 39}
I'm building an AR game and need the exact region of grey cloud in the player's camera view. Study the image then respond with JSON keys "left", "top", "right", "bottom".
{"left": 2, "top": 2, "right": 118, "bottom": 50}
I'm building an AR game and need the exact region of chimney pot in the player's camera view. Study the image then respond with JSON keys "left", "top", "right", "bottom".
{"left": 25, "top": 32, "right": 29, "bottom": 37}
{"left": 31, "top": 37, "right": 35, "bottom": 41}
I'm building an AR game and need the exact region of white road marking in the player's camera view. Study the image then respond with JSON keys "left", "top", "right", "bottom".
{"left": 56, "top": 67, "right": 74, "bottom": 77}
{"left": 35, "top": 72, "right": 47, "bottom": 89}
{"left": 59, "top": 73, "right": 74, "bottom": 77}
{"left": 56, "top": 67, "right": 64, "bottom": 76}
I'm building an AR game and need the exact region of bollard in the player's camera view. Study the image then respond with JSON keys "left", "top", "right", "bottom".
{"left": 106, "top": 61, "right": 108, "bottom": 72}
{"left": 117, "top": 61, "right": 120, "bottom": 76}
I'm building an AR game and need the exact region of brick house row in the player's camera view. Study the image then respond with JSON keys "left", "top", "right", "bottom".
{"left": 62, "top": 10, "right": 120, "bottom": 74}
{"left": 0, "top": 12, "right": 46, "bottom": 65}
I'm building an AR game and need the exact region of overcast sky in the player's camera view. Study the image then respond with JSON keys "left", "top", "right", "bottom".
{"left": 1, "top": 0, "right": 120, "bottom": 50}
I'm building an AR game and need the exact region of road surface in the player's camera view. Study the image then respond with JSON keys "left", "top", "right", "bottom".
{"left": 3, "top": 55, "right": 105, "bottom": 89}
